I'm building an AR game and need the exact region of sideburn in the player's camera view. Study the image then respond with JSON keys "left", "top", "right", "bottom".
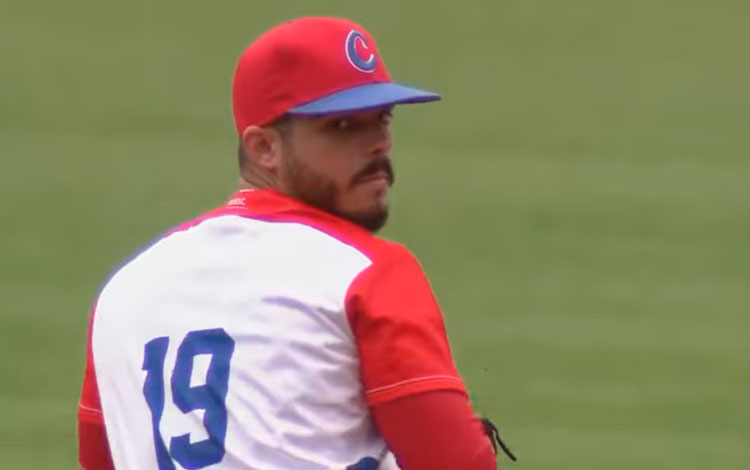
{"left": 282, "top": 152, "right": 339, "bottom": 216}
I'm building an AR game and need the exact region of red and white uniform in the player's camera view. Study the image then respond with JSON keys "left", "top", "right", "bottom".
{"left": 79, "top": 189, "right": 473, "bottom": 470}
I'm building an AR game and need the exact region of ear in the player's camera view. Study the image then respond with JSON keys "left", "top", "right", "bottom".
{"left": 241, "top": 125, "right": 284, "bottom": 171}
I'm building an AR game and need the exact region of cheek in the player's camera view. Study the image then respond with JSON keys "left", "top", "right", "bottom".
{"left": 293, "top": 136, "right": 375, "bottom": 205}
{"left": 311, "top": 148, "right": 360, "bottom": 189}
{"left": 285, "top": 141, "right": 346, "bottom": 184}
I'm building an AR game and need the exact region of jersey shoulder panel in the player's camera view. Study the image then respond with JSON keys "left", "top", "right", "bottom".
{"left": 341, "top": 239, "right": 466, "bottom": 405}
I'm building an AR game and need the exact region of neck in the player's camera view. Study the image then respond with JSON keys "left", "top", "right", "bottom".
{"left": 238, "top": 168, "right": 281, "bottom": 193}
{"left": 237, "top": 178, "right": 258, "bottom": 191}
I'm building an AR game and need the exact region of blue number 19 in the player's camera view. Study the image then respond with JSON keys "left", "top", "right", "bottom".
{"left": 142, "top": 328, "right": 235, "bottom": 470}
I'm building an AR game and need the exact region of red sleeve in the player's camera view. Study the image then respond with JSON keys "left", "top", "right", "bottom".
{"left": 372, "top": 390, "right": 496, "bottom": 470}
{"left": 77, "top": 307, "right": 114, "bottom": 470}
{"left": 345, "top": 246, "right": 466, "bottom": 405}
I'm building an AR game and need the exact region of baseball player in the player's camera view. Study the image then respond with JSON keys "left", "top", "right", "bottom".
{"left": 77, "top": 17, "right": 515, "bottom": 470}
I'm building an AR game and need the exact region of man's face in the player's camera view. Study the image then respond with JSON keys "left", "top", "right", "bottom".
{"left": 277, "top": 107, "right": 394, "bottom": 232}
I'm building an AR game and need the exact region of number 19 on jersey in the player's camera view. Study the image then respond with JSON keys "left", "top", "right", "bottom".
{"left": 142, "top": 328, "right": 235, "bottom": 470}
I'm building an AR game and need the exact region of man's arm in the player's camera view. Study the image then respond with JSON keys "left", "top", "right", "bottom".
{"left": 346, "top": 245, "right": 501, "bottom": 469}
{"left": 78, "top": 306, "right": 114, "bottom": 470}
{"left": 78, "top": 418, "right": 113, "bottom": 470}
{"left": 372, "top": 390, "right": 496, "bottom": 470}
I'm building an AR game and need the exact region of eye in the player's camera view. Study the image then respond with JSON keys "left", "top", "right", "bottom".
{"left": 380, "top": 110, "right": 393, "bottom": 124}
{"left": 333, "top": 118, "right": 352, "bottom": 130}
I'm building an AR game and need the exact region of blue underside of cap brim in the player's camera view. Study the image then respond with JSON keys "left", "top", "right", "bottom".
{"left": 288, "top": 82, "right": 441, "bottom": 115}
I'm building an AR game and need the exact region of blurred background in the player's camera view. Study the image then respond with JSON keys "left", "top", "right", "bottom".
{"left": 1, "top": 0, "right": 748, "bottom": 468}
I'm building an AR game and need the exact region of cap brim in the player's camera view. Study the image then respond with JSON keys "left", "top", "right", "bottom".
{"left": 287, "top": 82, "right": 441, "bottom": 116}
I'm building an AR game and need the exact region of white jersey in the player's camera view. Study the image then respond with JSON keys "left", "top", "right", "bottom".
{"left": 79, "top": 189, "right": 465, "bottom": 470}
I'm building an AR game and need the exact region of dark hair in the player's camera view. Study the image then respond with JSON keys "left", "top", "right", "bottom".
{"left": 237, "top": 140, "right": 249, "bottom": 172}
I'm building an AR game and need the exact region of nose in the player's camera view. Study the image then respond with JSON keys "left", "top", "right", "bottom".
{"left": 368, "top": 120, "right": 392, "bottom": 157}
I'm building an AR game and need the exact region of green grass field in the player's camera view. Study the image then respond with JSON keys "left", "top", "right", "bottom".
{"left": 2, "top": 1, "right": 748, "bottom": 468}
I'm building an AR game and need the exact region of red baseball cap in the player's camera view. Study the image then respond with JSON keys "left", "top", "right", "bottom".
{"left": 232, "top": 17, "right": 440, "bottom": 133}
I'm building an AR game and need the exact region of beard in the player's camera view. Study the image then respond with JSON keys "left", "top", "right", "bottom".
{"left": 282, "top": 153, "right": 392, "bottom": 233}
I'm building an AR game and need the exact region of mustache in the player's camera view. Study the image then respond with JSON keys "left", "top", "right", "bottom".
{"left": 352, "top": 157, "right": 394, "bottom": 186}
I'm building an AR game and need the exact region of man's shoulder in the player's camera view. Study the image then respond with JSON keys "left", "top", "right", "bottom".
{"left": 266, "top": 209, "right": 415, "bottom": 267}
{"left": 214, "top": 193, "right": 414, "bottom": 266}
{"left": 193, "top": 189, "right": 420, "bottom": 266}
{"left": 348, "top": 234, "right": 416, "bottom": 268}
{"left": 98, "top": 193, "right": 421, "bottom": 296}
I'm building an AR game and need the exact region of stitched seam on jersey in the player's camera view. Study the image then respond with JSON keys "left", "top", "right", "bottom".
{"left": 78, "top": 404, "right": 103, "bottom": 415}
{"left": 366, "top": 375, "right": 463, "bottom": 395}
